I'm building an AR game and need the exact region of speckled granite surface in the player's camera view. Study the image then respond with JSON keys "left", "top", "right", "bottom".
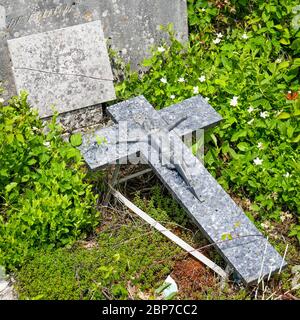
{"left": 80, "top": 95, "right": 286, "bottom": 285}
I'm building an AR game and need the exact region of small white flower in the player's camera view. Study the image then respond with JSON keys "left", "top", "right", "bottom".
{"left": 201, "top": 8, "right": 206, "bottom": 12}
{"left": 160, "top": 77, "right": 167, "bottom": 84}
{"left": 283, "top": 172, "right": 291, "bottom": 178}
{"left": 257, "top": 142, "right": 264, "bottom": 150}
{"left": 241, "top": 33, "right": 248, "bottom": 39}
{"left": 157, "top": 46, "right": 165, "bottom": 53}
{"left": 247, "top": 119, "right": 254, "bottom": 125}
{"left": 213, "top": 38, "right": 221, "bottom": 44}
{"left": 0, "top": 98, "right": 4, "bottom": 104}
{"left": 178, "top": 77, "right": 185, "bottom": 83}
{"left": 170, "top": 95, "right": 176, "bottom": 100}
{"left": 216, "top": 33, "right": 223, "bottom": 38}
{"left": 247, "top": 106, "right": 255, "bottom": 113}
{"left": 275, "top": 58, "right": 282, "bottom": 64}
{"left": 261, "top": 221, "right": 274, "bottom": 230}
{"left": 43, "top": 141, "right": 50, "bottom": 147}
{"left": 230, "top": 96, "right": 239, "bottom": 107}
{"left": 193, "top": 86, "right": 199, "bottom": 94}
{"left": 261, "top": 221, "right": 271, "bottom": 230}
{"left": 198, "top": 75, "right": 206, "bottom": 83}
{"left": 254, "top": 157, "right": 263, "bottom": 166}
{"left": 260, "top": 111, "right": 269, "bottom": 119}
{"left": 204, "top": 97, "right": 210, "bottom": 102}
{"left": 280, "top": 212, "right": 287, "bottom": 222}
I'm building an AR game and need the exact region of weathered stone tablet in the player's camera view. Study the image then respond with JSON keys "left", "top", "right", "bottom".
{"left": 0, "top": 1, "right": 103, "bottom": 101}
{"left": 82, "top": 0, "right": 188, "bottom": 68}
{"left": 0, "top": 0, "right": 187, "bottom": 121}
{"left": 7, "top": 20, "right": 115, "bottom": 118}
{"left": 1, "top": 0, "right": 188, "bottom": 70}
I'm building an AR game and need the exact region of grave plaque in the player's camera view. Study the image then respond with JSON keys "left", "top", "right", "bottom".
{"left": 1, "top": 0, "right": 187, "bottom": 119}
{"left": 1, "top": 1, "right": 104, "bottom": 100}
{"left": 8, "top": 20, "right": 115, "bottom": 118}
{"left": 82, "top": 0, "right": 188, "bottom": 67}
{"left": 1, "top": 0, "right": 188, "bottom": 70}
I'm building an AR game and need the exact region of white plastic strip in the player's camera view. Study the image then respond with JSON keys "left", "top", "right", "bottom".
{"left": 110, "top": 186, "right": 227, "bottom": 279}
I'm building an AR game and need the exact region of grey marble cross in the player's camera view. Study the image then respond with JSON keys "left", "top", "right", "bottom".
{"left": 79, "top": 95, "right": 286, "bottom": 285}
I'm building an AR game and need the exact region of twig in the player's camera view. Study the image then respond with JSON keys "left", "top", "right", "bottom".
{"left": 103, "top": 165, "right": 121, "bottom": 205}
{"left": 118, "top": 168, "right": 153, "bottom": 184}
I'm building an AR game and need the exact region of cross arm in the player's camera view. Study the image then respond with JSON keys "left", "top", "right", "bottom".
{"left": 78, "top": 123, "right": 141, "bottom": 170}
{"left": 80, "top": 95, "right": 222, "bottom": 170}
{"left": 108, "top": 95, "right": 223, "bottom": 136}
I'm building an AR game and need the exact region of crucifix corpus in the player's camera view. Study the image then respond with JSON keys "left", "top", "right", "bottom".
{"left": 79, "top": 95, "right": 286, "bottom": 286}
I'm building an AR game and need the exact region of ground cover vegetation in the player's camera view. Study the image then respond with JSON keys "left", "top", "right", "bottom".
{"left": 0, "top": 0, "right": 299, "bottom": 299}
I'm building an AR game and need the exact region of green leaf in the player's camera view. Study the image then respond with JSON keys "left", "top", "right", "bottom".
{"left": 231, "top": 129, "right": 247, "bottom": 142}
{"left": 287, "top": 126, "right": 294, "bottom": 139}
{"left": 291, "top": 39, "right": 300, "bottom": 53}
{"left": 221, "top": 233, "right": 233, "bottom": 241}
{"left": 237, "top": 142, "right": 249, "bottom": 152}
{"left": 292, "top": 134, "right": 300, "bottom": 143}
{"left": 277, "top": 112, "right": 291, "bottom": 119}
{"left": 279, "top": 38, "right": 290, "bottom": 45}
{"left": 250, "top": 204, "right": 260, "bottom": 212}
{"left": 5, "top": 182, "right": 18, "bottom": 193}
{"left": 96, "top": 136, "right": 108, "bottom": 145}
{"left": 142, "top": 58, "right": 153, "bottom": 67}
{"left": 278, "top": 61, "right": 289, "bottom": 70}
{"left": 70, "top": 133, "right": 82, "bottom": 147}
{"left": 210, "top": 133, "right": 218, "bottom": 148}
{"left": 7, "top": 134, "right": 14, "bottom": 144}
{"left": 27, "top": 158, "right": 37, "bottom": 165}
{"left": 16, "top": 133, "right": 24, "bottom": 143}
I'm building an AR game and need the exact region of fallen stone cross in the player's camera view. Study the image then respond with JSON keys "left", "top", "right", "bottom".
{"left": 79, "top": 95, "right": 286, "bottom": 285}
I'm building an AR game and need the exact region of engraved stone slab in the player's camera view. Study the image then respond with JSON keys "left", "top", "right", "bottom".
{"left": 0, "top": 0, "right": 188, "bottom": 73}
{"left": 7, "top": 20, "right": 115, "bottom": 118}
{"left": 79, "top": 95, "right": 286, "bottom": 285}
{"left": 82, "top": 0, "right": 188, "bottom": 68}
{"left": 0, "top": 0, "right": 103, "bottom": 102}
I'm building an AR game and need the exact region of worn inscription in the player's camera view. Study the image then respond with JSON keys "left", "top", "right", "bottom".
{"left": 7, "top": 4, "right": 75, "bottom": 30}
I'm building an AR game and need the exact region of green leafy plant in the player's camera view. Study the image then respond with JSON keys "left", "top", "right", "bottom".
{"left": 116, "top": 0, "right": 300, "bottom": 240}
{"left": 0, "top": 92, "right": 99, "bottom": 269}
